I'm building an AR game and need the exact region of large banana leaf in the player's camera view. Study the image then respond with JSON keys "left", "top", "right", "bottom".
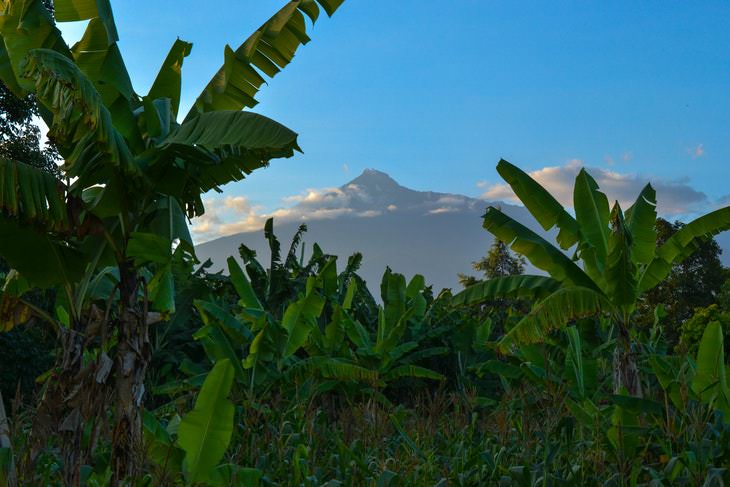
{"left": 227, "top": 256, "right": 263, "bottom": 310}
{"left": 141, "top": 196, "right": 194, "bottom": 251}
{"left": 282, "top": 288, "right": 325, "bottom": 357}
{"left": 285, "top": 356, "right": 378, "bottom": 382}
{"left": 496, "top": 159, "right": 579, "bottom": 249}
{"left": 0, "top": 216, "right": 87, "bottom": 288}
{"left": 0, "top": 0, "right": 71, "bottom": 97}
{"left": 605, "top": 203, "right": 636, "bottom": 308}
{"left": 383, "top": 365, "right": 444, "bottom": 382}
{"left": 624, "top": 184, "right": 657, "bottom": 265}
{"left": 639, "top": 206, "right": 730, "bottom": 293}
{"left": 185, "top": 0, "right": 345, "bottom": 120}
{"left": 499, "top": 287, "right": 614, "bottom": 351}
{"left": 177, "top": 359, "right": 236, "bottom": 484}
{"left": 380, "top": 269, "right": 407, "bottom": 334}
{"left": 157, "top": 110, "right": 298, "bottom": 216}
{"left": 147, "top": 38, "right": 193, "bottom": 118}
{"left": 691, "top": 321, "right": 730, "bottom": 420}
{"left": 483, "top": 207, "right": 598, "bottom": 291}
{"left": 53, "top": 0, "right": 118, "bottom": 44}
{"left": 573, "top": 169, "right": 610, "bottom": 281}
{"left": 452, "top": 275, "right": 561, "bottom": 306}
{"left": 164, "top": 110, "right": 299, "bottom": 159}
{"left": 0, "top": 33, "right": 23, "bottom": 95}
{"left": 0, "top": 159, "right": 67, "bottom": 229}
{"left": 70, "top": 17, "right": 140, "bottom": 145}
{"left": 22, "top": 48, "right": 139, "bottom": 186}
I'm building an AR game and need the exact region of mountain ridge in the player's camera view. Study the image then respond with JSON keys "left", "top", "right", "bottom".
{"left": 196, "top": 169, "right": 730, "bottom": 293}
{"left": 196, "top": 169, "right": 535, "bottom": 292}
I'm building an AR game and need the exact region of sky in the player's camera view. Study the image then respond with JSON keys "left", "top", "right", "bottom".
{"left": 58, "top": 1, "right": 730, "bottom": 241}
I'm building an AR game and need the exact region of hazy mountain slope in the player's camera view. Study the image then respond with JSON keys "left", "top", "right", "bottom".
{"left": 196, "top": 170, "right": 543, "bottom": 292}
{"left": 196, "top": 169, "right": 730, "bottom": 293}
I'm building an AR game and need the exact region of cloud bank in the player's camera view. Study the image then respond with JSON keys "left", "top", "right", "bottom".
{"left": 482, "top": 159, "right": 709, "bottom": 217}
{"left": 192, "top": 163, "right": 718, "bottom": 244}
{"left": 192, "top": 186, "right": 385, "bottom": 242}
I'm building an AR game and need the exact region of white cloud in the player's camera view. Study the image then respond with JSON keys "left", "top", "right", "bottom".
{"left": 436, "top": 195, "right": 467, "bottom": 205}
{"left": 481, "top": 159, "right": 708, "bottom": 217}
{"left": 428, "top": 207, "right": 459, "bottom": 215}
{"left": 192, "top": 185, "right": 386, "bottom": 243}
{"left": 191, "top": 196, "right": 265, "bottom": 242}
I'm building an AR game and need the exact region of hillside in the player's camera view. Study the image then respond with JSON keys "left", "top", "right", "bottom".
{"left": 196, "top": 169, "right": 545, "bottom": 292}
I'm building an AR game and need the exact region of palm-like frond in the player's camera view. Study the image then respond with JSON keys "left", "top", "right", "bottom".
{"left": 625, "top": 184, "right": 657, "bottom": 265}
{"left": 452, "top": 275, "right": 561, "bottom": 306}
{"left": 573, "top": 169, "right": 610, "bottom": 282}
{"left": 605, "top": 203, "right": 636, "bottom": 308}
{"left": 285, "top": 356, "right": 378, "bottom": 382}
{"left": 483, "top": 207, "right": 598, "bottom": 291}
{"left": 185, "top": 0, "right": 345, "bottom": 120}
{"left": 147, "top": 39, "right": 193, "bottom": 118}
{"left": 0, "top": 0, "right": 71, "bottom": 97}
{"left": 22, "top": 48, "right": 139, "bottom": 187}
{"left": 496, "top": 159, "right": 579, "bottom": 249}
{"left": 0, "top": 216, "right": 87, "bottom": 287}
{"left": 0, "top": 158, "right": 67, "bottom": 229}
{"left": 53, "top": 0, "right": 118, "bottom": 44}
{"left": 383, "top": 365, "right": 444, "bottom": 382}
{"left": 70, "top": 17, "right": 140, "bottom": 144}
{"left": 499, "top": 287, "right": 614, "bottom": 351}
{"left": 156, "top": 110, "right": 298, "bottom": 216}
{"left": 639, "top": 206, "right": 730, "bottom": 293}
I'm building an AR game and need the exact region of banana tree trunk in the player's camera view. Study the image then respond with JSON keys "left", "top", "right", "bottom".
{"left": 32, "top": 320, "right": 109, "bottom": 486}
{"left": 111, "top": 263, "right": 150, "bottom": 485}
{"left": 0, "top": 390, "right": 17, "bottom": 487}
{"left": 613, "top": 325, "right": 642, "bottom": 397}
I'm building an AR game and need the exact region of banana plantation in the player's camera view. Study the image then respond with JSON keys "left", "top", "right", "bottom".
{"left": 1, "top": 0, "right": 730, "bottom": 486}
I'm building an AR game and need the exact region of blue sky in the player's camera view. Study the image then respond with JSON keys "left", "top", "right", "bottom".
{"left": 60, "top": 1, "right": 730, "bottom": 239}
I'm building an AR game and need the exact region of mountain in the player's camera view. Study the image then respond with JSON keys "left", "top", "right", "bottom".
{"left": 196, "top": 169, "right": 730, "bottom": 294}
{"left": 196, "top": 169, "right": 546, "bottom": 293}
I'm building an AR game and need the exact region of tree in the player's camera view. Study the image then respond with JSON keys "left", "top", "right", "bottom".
{"left": 0, "top": 0, "right": 345, "bottom": 483}
{"left": 458, "top": 231, "right": 526, "bottom": 339}
{"left": 0, "top": 1, "right": 60, "bottom": 410}
{"left": 635, "top": 218, "right": 727, "bottom": 345}
{"left": 458, "top": 235, "right": 525, "bottom": 287}
{"left": 0, "top": 84, "right": 58, "bottom": 176}
{"left": 454, "top": 159, "right": 730, "bottom": 397}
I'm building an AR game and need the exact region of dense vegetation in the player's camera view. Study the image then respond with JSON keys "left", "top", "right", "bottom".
{"left": 1, "top": 0, "right": 730, "bottom": 486}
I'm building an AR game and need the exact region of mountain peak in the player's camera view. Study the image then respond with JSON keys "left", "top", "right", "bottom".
{"left": 346, "top": 169, "right": 401, "bottom": 191}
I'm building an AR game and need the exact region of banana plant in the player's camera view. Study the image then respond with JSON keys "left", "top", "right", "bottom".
{"left": 190, "top": 225, "right": 445, "bottom": 402}
{"left": 192, "top": 231, "right": 378, "bottom": 397}
{"left": 454, "top": 159, "right": 730, "bottom": 396}
{"left": 0, "top": 0, "right": 346, "bottom": 481}
{"left": 339, "top": 269, "right": 447, "bottom": 391}
{"left": 143, "top": 359, "right": 262, "bottom": 486}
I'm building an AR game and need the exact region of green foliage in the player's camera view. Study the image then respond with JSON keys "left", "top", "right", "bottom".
{"left": 0, "top": 0, "right": 349, "bottom": 483}
{"left": 5, "top": 227, "right": 730, "bottom": 485}
{"left": 637, "top": 218, "right": 728, "bottom": 346}
{"left": 677, "top": 304, "right": 730, "bottom": 356}
{"left": 458, "top": 237, "right": 525, "bottom": 287}
{"left": 178, "top": 359, "right": 236, "bottom": 484}
{"left": 0, "top": 5, "right": 728, "bottom": 484}
{"left": 691, "top": 321, "right": 730, "bottom": 418}
{"left": 460, "top": 160, "right": 730, "bottom": 396}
